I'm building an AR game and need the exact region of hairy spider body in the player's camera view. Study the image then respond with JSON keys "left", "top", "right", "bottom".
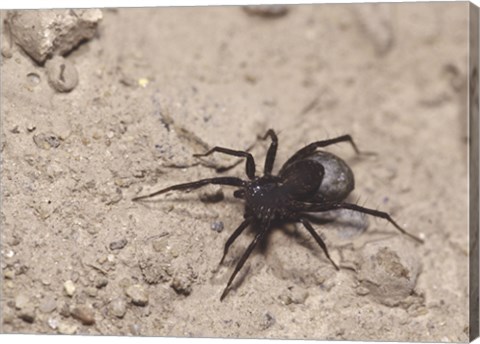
{"left": 243, "top": 177, "right": 293, "bottom": 221}
{"left": 133, "top": 129, "right": 423, "bottom": 301}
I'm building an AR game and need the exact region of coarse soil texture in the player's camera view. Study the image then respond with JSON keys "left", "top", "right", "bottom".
{"left": 0, "top": 3, "right": 471, "bottom": 341}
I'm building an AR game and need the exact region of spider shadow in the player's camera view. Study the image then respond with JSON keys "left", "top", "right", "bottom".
{"left": 219, "top": 215, "right": 338, "bottom": 295}
{"left": 267, "top": 216, "right": 338, "bottom": 261}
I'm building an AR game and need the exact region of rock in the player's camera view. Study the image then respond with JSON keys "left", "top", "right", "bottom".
{"left": 6, "top": 9, "right": 102, "bottom": 63}
{"left": 211, "top": 220, "right": 224, "bottom": 233}
{"left": 15, "top": 293, "right": 29, "bottom": 309}
{"left": 1, "top": 45, "right": 13, "bottom": 58}
{"left": 139, "top": 257, "right": 171, "bottom": 285}
{"left": 260, "top": 312, "right": 276, "bottom": 330}
{"left": 4, "top": 269, "right": 15, "bottom": 279}
{"left": 59, "top": 302, "right": 71, "bottom": 317}
{"left": 171, "top": 276, "right": 192, "bottom": 296}
{"left": 109, "top": 298, "right": 127, "bottom": 318}
{"left": 170, "top": 266, "right": 197, "bottom": 296}
{"left": 33, "top": 132, "right": 61, "bottom": 150}
{"left": 47, "top": 317, "right": 59, "bottom": 330}
{"left": 356, "top": 237, "right": 422, "bottom": 306}
{"left": 279, "top": 286, "right": 309, "bottom": 305}
{"left": 129, "top": 323, "right": 141, "bottom": 336}
{"left": 3, "top": 308, "right": 14, "bottom": 324}
{"left": 109, "top": 238, "right": 128, "bottom": 250}
{"left": 85, "top": 287, "right": 98, "bottom": 297}
{"left": 58, "top": 322, "right": 78, "bottom": 335}
{"left": 64, "top": 280, "right": 76, "bottom": 297}
{"left": 95, "top": 276, "right": 108, "bottom": 289}
{"left": 152, "top": 239, "right": 167, "bottom": 252}
{"left": 18, "top": 305, "right": 36, "bottom": 323}
{"left": 39, "top": 296, "right": 57, "bottom": 313}
{"left": 243, "top": 5, "right": 289, "bottom": 18}
{"left": 71, "top": 305, "right": 95, "bottom": 325}
{"left": 125, "top": 284, "right": 149, "bottom": 306}
{"left": 45, "top": 56, "right": 79, "bottom": 92}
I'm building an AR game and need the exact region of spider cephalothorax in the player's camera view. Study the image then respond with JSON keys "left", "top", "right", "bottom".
{"left": 133, "top": 129, "right": 423, "bottom": 300}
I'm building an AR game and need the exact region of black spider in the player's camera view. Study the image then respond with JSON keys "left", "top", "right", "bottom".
{"left": 133, "top": 129, "right": 423, "bottom": 300}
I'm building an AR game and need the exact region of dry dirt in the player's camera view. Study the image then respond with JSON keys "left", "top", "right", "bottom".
{"left": 0, "top": 3, "right": 471, "bottom": 341}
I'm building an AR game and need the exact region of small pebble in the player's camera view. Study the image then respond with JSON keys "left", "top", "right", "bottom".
{"left": 243, "top": 5, "right": 289, "bottom": 18}
{"left": 58, "top": 322, "right": 78, "bottom": 335}
{"left": 357, "top": 238, "right": 421, "bottom": 306}
{"left": 152, "top": 239, "right": 167, "bottom": 252}
{"left": 3, "top": 308, "right": 14, "bottom": 324}
{"left": 129, "top": 323, "right": 142, "bottom": 336}
{"left": 33, "top": 132, "right": 61, "bottom": 150}
{"left": 26, "top": 123, "right": 36, "bottom": 132}
{"left": 64, "top": 280, "right": 76, "bottom": 297}
{"left": 59, "top": 302, "right": 71, "bottom": 317}
{"left": 109, "top": 238, "right": 128, "bottom": 250}
{"left": 70, "top": 271, "right": 80, "bottom": 283}
{"left": 125, "top": 284, "right": 149, "bottom": 306}
{"left": 109, "top": 298, "right": 127, "bottom": 318}
{"left": 260, "top": 312, "right": 276, "bottom": 330}
{"left": 26, "top": 72, "right": 41, "bottom": 86}
{"left": 39, "top": 296, "right": 57, "bottom": 313}
{"left": 4, "top": 269, "right": 15, "bottom": 279}
{"left": 45, "top": 56, "right": 79, "bottom": 92}
{"left": 1, "top": 45, "right": 12, "bottom": 58}
{"left": 95, "top": 276, "right": 108, "bottom": 289}
{"left": 171, "top": 275, "right": 193, "bottom": 296}
{"left": 211, "top": 220, "right": 224, "bottom": 233}
{"left": 71, "top": 305, "right": 95, "bottom": 325}
{"left": 171, "top": 277, "right": 192, "bottom": 295}
{"left": 85, "top": 287, "right": 98, "bottom": 297}
{"left": 356, "top": 286, "right": 370, "bottom": 296}
{"left": 48, "top": 317, "right": 59, "bottom": 329}
{"left": 279, "top": 286, "right": 309, "bottom": 305}
{"left": 18, "top": 305, "right": 36, "bottom": 323}
{"left": 15, "top": 294, "right": 29, "bottom": 309}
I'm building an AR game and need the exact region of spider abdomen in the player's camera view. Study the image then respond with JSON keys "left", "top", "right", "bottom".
{"left": 306, "top": 151, "right": 355, "bottom": 202}
{"left": 279, "top": 151, "right": 354, "bottom": 203}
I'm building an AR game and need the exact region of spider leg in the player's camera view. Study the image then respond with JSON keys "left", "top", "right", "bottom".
{"left": 132, "top": 177, "right": 246, "bottom": 201}
{"left": 298, "top": 217, "right": 339, "bottom": 270}
{"left": 220, "top": 224, "right": 269, "bottom": 301}
{"left": 219, "top": 217, "right": 252, "bottom": 265}
{"left": 214, "top": 140, "right": 258, "bottom": 173}
{"left": 283, "top": 134, "right": 360, "bottom": 167}
{"left": 194, "top": 147, "right": 256, "bottom": 180}
{"left": 297, "top": 201, "right": 424, "bottom": 243}
{"left": 233, "top": 189, "right": 245, "bottom": 199}
{"left": 258, "top": 129, "right": 278, "bottom": 175}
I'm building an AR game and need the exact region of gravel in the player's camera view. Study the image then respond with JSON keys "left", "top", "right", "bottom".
{"left": 109, "top": 298, "right": 127, "bottom": 318}
{"left": 125, "top": 284, "right": 149, "bottom": 306}
{"left": 71, "top": 305, "right": 96, "bottom": 325}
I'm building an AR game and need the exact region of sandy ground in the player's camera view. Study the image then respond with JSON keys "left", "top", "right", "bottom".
{"left": 0, "top": 3, "right": 472, "bottom": 341}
